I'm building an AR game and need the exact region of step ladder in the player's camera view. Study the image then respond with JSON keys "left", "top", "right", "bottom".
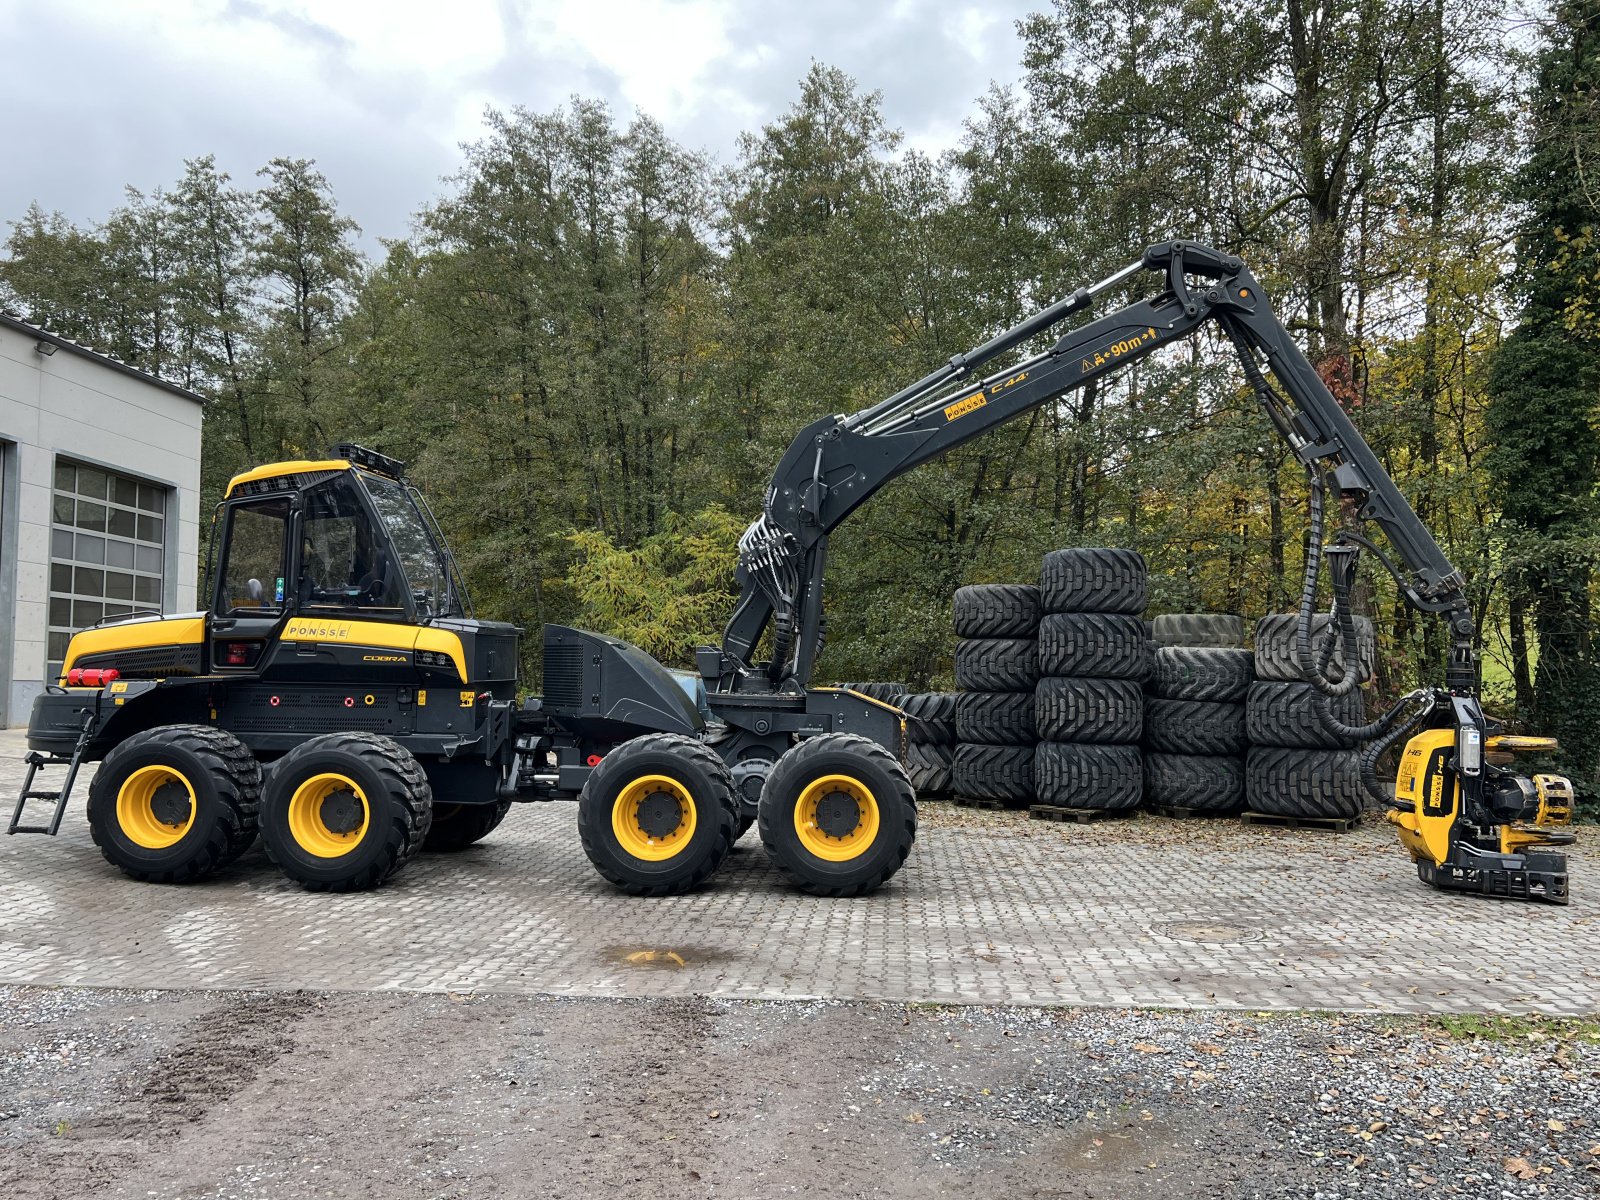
{"left": 7, "top": 719, "right": 93, "bottom": 836}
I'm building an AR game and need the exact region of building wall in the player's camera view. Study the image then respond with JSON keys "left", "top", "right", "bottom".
{"left": 0, "top": 323, "right": 202, "bottom": 725}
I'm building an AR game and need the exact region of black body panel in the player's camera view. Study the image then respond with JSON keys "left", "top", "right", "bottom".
{"left": 540, "top": 624, "right": 704, "bottom": 742}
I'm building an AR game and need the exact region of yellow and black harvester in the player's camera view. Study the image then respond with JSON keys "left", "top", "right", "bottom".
{"left": 11, "top": 241, "right": 1575, "bottom": 902}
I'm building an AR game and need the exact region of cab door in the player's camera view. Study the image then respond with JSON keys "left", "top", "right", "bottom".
{"left": 210, "top": 494, "right": 295, "bottom": 673}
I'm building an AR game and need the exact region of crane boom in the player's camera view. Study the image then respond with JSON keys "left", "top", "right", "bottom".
{"left": 709, "top": 241, "right": 1473, "bottom": 696}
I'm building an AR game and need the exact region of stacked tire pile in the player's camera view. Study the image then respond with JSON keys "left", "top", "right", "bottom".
{"left": 1142, "top": 615, "right": 1253, "bottom": 815}
{"left": 1033, "top": 549, "right": 1149, "bottom": 814}
{"left": 1245, "top": 614, "right": 1375, "bottom": 822}
{"left": 900, "top": 692, "right": 957, "bottom": 796}
{"left": 951, "top": 584, "right": 1042, "bottom": 807}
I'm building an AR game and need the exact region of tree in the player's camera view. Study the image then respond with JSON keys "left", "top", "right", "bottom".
{"left": 250, "top": 157, "right": 363, "bottom": 456}
{"left": 1486, "top": 0, "right": 1600, "bottom": 786}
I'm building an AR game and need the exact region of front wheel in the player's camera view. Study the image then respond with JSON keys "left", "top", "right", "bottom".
{"left": 758, "top": 734, "right": 917, "bottom": 897}
{"left": 577, "top": 734, "right": 738, "bottom": 895}
{"left": 260, "top": 733, "right": 432, "bottom": 892}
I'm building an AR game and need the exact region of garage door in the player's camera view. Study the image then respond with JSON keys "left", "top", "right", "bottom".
{"left": 48, "top": 459, "right": 168, "bottom": 682}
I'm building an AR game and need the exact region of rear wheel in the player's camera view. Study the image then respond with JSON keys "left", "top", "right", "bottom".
{"left": 87, "top": 725, "right": 261, "bottom": 884}
{"left": 758, "top": 734, "right": 917, "bottom": 896}
{"left": 261, "top": 733, "right": 432, "bottom": 892}
{"left": 578, "top": 734, "right": 738, "bottom": 895}
{"left": 424, "top": 800, "right": 513, "bottom": 851}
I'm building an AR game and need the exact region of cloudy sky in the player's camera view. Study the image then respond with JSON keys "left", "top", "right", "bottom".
{"left": 1, "top": 0, "right": 1042, "bottom": 251}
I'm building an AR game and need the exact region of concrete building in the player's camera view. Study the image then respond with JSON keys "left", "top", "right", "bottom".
{"left": 0, "top": 313, "right": 203, "bottom": 726}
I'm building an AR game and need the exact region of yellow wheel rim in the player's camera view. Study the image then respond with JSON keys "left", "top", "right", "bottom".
{"left": 793, "top": 774, "right": 880, "bottom": 862}
{"left": 116, "top": 764, "right": 197, "bottom": 849}
{"left": 287, "top": 773, "right": 370, "bottom": 858}
{"left": 611, "top": 775, "right": 697, "bottom": 862}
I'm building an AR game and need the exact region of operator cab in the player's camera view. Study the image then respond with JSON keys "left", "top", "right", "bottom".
{"left": 214, "top": 443, "right": 469, "bottom": 636}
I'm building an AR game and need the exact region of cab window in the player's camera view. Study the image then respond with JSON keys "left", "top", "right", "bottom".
{"left": 219, "top": 498, "right": 289, "bottom": 615}
{"left": 298, "top": 477, "right": 406, "bottom": 617}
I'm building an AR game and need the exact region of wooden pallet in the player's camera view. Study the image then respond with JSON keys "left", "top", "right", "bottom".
{"left": 1240, "top": 810, "right": 1360, "bottom": 833}
{"left": 1028, "top": 804, "right": 1129, "bottom": 824}
{"left": 1146, "top": 803, "right": 1238, "bottom": 821}
{"left": 951, "top": 794, "right": 1010, "bottom": 811}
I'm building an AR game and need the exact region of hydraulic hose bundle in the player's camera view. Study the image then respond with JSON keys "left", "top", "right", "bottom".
{"left": 1294, "top": 467, "right": 1437, "bottom": 805}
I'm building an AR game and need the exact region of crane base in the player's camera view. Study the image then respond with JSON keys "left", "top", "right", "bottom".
{"left": 1417, "top": 849, "right": 1569, "bottom": 905}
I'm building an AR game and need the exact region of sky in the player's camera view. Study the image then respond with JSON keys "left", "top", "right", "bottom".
{"left": 0, "top": 0, "right": 1043, "bottom": 252}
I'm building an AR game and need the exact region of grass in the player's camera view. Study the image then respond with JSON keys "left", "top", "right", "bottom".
{"left": 1426, "top": 1012, "right": 1600, "bottom": 1043}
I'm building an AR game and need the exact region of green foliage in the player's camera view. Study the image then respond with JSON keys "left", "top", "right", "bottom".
{"left": 567, "top": 506, "right": 745, "bottom": 667}
{"left": 1485, "top": 1, "right": 1600, "bottom": 792}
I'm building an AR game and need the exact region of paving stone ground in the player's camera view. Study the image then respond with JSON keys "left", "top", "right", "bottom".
{"left": 2, "top": 729, "right": 1595, "bottom": 1014}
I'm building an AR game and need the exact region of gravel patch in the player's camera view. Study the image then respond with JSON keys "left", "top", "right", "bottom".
{"left": 3, "top": 986, "right": 1594, "bottom": 1199}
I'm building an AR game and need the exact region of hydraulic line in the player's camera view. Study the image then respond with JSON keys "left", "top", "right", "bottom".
{"left": 1294, "top": 468, "right": 1364, "bottom": 698}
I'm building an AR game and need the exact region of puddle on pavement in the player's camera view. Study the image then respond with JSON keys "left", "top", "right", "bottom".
{"left": 604, "top": 946, "right": 736, "bottom": 970}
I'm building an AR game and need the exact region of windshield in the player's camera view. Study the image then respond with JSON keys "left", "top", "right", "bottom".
{"left": 298, "top": 477, "right": 407, "bottom": 618}
{"left": 360, "top": 473, "right": 466, "bottom": 619}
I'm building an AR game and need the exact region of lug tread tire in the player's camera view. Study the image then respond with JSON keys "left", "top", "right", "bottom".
{"left": 952, "top": 743, "right": 1035, "bottom": 804}
{"left": 1034, "top": 742, "right": 1142, "bottom": 810}
{"left": 424, "top": 799, "right": 513, "bottom": 851}
{"left": 262, "top": 732, "right": 432, "bottom": 892}
{"left": 1254, "top": 614, "right": 1376, "bottom": 684}
{"left": 1040, "top": 548, "right": 1147, "bottom": 614}
{"left": 1149, "top": 646, "right": 1254, "bottom": 702}
{"left": 906, "top": 741, "right": 954, "bottom": 795}
{"left": 1246, "top": 681, "right": 1366, "bottom": 749}
{"left": 758, "top": 733, "right": 917, "bottom": 897}
{"left": 954, "top": 638, "right": 1039, "bottom": 691}
{"left": 900, "top": 692, "right": 957, "bottom": 745}
{"left": 578, "top": 732, "right": 738, "bottom": 896}
{"left": 87, "top": 724, "right": 261, "bottom": 884}
{"left": 955, "top": 691, "right": 1038, "bottom": 745}
{"left": 953, "top": 584, "right": 1042, "bottom": 638}
{"left": 1037, "top": 613, "right": 1148, "bottom": 680}
{"left": 1143, "top": 697, "right": 1247, "bottom": 756}
{"left": 1035, "top": 677, "right": 1143, "bottom": 743}
{"left": 1245, "top": 745, "right": 1363, "bottom": 820}
{"left": 1151, "top": 613, "right": 1246, "bottom": 647}
{"left": 1143, "top": 752, "right": 1245, "bottom": 813}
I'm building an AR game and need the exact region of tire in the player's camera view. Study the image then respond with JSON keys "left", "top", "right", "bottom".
{"left": 952, "top": 743, "right": 1035, "bottom": 803}
{"left": 758, "top": 733, "right": 917, "bottom": 896}
{"left": 954, "top": 637, "right": 1039, "bottom": 691}
{"left": 730, "top": 757, "right": 774, "bottom": 842}
{"left": 1254, "top": 614, "right": 1376, "bottom": 684}
{"left": 261, "top": 733, "right": 432, "bottom": 892}
{"left": 424, "top": 800, "right": 513, "bottom": 851}
{"left": 906, "top": 741, "right": 954, "bottom": 795}
{"left": 1040, "top": 548, "right": 1147, "bottom": 614}
{"left": 953, "top": 584, "right": 1042, "bottom": 637}
{"left": 1148, "top": 646, "right": 1254, "bottom": 702}
{"left": 1143, "top": 697, "right": 1247, "bottom": 756}
{"left": 1143, "top": 753, "right": 1245, "bottom": 813}
{"left": 1037, "top": 614, "right": 1147, "bottom": 680}
{"left": 578, "top": 733, "right": 739, "bottom": 895}
{"left": 1035, "top": 677, "right": 1143, "bottom": 743}
{"left": 843, "top": 681, "right": 909, "bottom": 702}
{"left": 1245, "top": 745, "right": 1363, "bottom": 820}
{"left": 955, "top": 691, "right": 1037, "bottom": 745}
{"left": 1034, "top": 742, "right": 1142, "bottom": 810}
{"left": 87, "top": 725, "right": 261, "bottom": 884}
{"left": 1151, "top": 613, "right": 1245, "bottom": 647}
{"left": 900, "top": 693, "right": 957, "bottom": 745}
{"left": 1246, "top": 681, "right": 1366, "bottom": 749}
